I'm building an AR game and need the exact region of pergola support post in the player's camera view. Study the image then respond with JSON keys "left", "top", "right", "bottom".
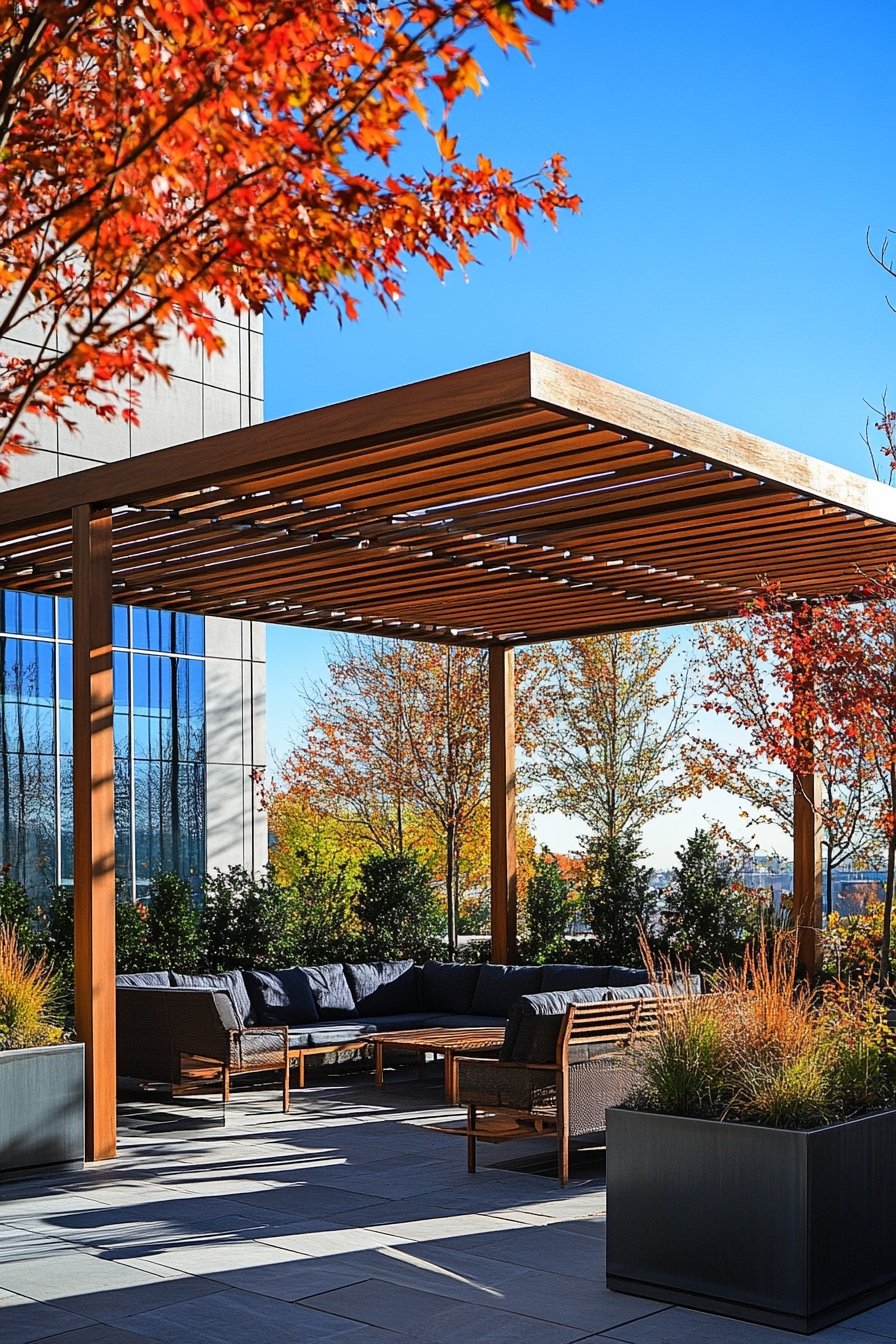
{"left": 489, "top": 645, "right": 517, "bottom": 964}
{"left": 793, "top": 770, "right": 823, "bottom": 979}
{"left": 72, "top": 505, "right": 117, "bottom": 1161}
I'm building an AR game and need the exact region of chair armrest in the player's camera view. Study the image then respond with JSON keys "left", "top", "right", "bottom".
{"left": 232, "top": 1025, "right": 289, "bottom": 1069}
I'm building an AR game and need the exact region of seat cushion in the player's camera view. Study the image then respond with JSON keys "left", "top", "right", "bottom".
{"left": 245, "top": 968, "right": 320, "bottom": 1026}
{"left": 457, "top": 1056, "right": 557, "bottom": 1112}
{"left": 469, "top": 963, "right": 542, "bottom": 1017}
{"left": 287, "top": 1020, "right": 378, "bottom": 1049}
{"left": 116, "top": 970, "right": 171, "bottom": 988}
{"left": 344, "top": 961, "right": 418, "bottom": 1015}
{"left": 301, "top": 964, "right": 357, "bottom": 1019}
{"left": 501, "top": 986, "right": 609, "bottom": 1062}
{"left": 420, "top": 1014, "right": 506, "bottom": 1029}
{"left": 420, "top": 961, "right": 482, "bottom": 1014}
{"left": 171, "top": 971, "right": 255, "bottom": 1026}
{"left": 540, "top": 964, "right": 613, "bottom": 992}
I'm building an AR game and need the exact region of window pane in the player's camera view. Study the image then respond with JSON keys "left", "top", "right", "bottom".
{"left": 185, "top": 614, "right": 205, "bottom": 656}
{"left": 0, "top": 591, "right": 54, "bottom": 638}
{"left": 1, "top": 637, "right": 55, "bottom": 755}
{"left": 113, "top": 605, "right": 129, "bottom": 649}
{"left": 114, "top": 755, "right": 132, "bottom": 891}
{"left": 0, "top": 752, "right": 57, "bottom": 890}
{"left": 58, "top": 597, "right": 72, "bottom": 642}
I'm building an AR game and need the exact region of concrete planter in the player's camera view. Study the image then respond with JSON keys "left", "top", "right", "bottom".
{"left": 0, "top": 1043, "right": 85, "bottom": 1180}
{"left": 606, "top": 1106, "right": 896, "bottom": 1334}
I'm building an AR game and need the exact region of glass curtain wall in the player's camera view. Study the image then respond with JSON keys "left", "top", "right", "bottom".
{"left": 0, "top": 592, "right": 206, "bottom": 896}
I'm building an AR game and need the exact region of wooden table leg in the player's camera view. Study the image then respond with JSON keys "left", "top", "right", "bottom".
{"left": 444, "top": 1049, "right": 457, "bottom": 1105}
{"left": 374, "top": 1040, "right": 384, "bottom": 1089}
{"left": 417, "top": 1048, "right": 427, "bottom": 1082}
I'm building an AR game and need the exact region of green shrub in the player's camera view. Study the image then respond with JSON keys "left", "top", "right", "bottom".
{"left": 145, "top": 872, "right": 200, "bottom": 972}
{"left": 356, "top": 852, "right": 443, "bottom": 960}
{"left": 200, "top": 865, "right": 289, "bottom": 970}
{"left": 0, "top": 872, "right": 36, "bottom": 954}
{"left": 115, "top": 896, "right": 150, "bottom": 973}
{"left": 661, "top": 830, "right": 753, "bottom": 973}
{"left": 523, "top": 849, "right": 571, "bottom": 963}
{"left": 280, "top": 844, "right": 358, "bottom": 965}
{"left": 41, "top": 886, "right": 74, "bottom": 995}
{"left": 580, "top": 833, "right": 656, "bottom": 966}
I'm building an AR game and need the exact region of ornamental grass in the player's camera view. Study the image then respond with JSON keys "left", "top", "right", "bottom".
{"left": 0, "top": 925, "right": 62, "bottom": 1051}
{"left": 629, "top": 934, "right": 896, "bottom": 1129}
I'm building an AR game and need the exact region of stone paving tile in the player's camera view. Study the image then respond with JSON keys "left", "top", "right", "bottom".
{"left": 224, "top": 1182, "right": 391, "bottom": 1220}
{"left": 194, "top": 1254, "right": 372, "bottom": 1301}
{"left": 0, "top": 1247, "right": 201, "bottom": 1311}
{"left": 16, "top": 1325, "right": 156, "bottom": 1344}
{"left": 0, "top": 1291, "right": 94, "bottom": 1344}
{"left": 425, "top": 1220, "right": 608, "bottom": 1277}
{"left": 110, "top": 1232, "right": 310, "bottom": 1277}
{"left": 596, "top": 1306, "right": 896, "bottom": 1343}
{"left": 111, "top": 1284, "right": 363, "bottom": 1343}
{"left": 302, "top": 1277, "right": 592, "bottom": 1342}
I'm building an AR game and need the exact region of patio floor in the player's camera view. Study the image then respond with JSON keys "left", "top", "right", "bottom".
{"left": 2, "top": 1067, "right": 896, "bottom": 1344}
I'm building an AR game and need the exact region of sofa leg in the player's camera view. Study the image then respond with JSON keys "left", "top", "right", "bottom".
{"left": 297, "top": 1052, "right": 305, "bottom": 1089}
{"left": 222, "top": 1066, "right": 230, "bottom": 1105}
{"left": 467, "top": 1104, "right": 477, "bottom": 1173}
{"left": 283, "top": 1063, "right": 290, "bottom": 1113}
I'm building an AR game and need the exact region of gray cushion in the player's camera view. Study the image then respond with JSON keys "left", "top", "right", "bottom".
{"left": 469, "top": 963, "right": 542, "bottom": 1017}
{"left": 287, "top": 1020, "right": 378, "bottom": 1049}
{"left": 501, "top": 986, "right": 609, "bottom": 1062}
{"left": 245, "top": 968, "right": 319, "bottom": 1026}
{"left": 420, "top": 961, "right": 481, "bottom": 1014}
{"left": 116, "top": 970, "right": 171, "bottom": 987}
{"left": 607, "top": 966, "right": 650, "bottom": 987}
{"left": 302, "top": 964, "right": 356, "bottom": 1019}
{"left": 420, "top": 1014, "right": 505, "bottom": 1029}
{"left": 171, "top": 971, "right": 254, "bottom": 1026}
{"left": 344, "top": 961, "right": 418, "bottom": 1015}
{"left": 602, "top": 981, "right": 684, "bottom": 1000}
{"left": 540, "top": 964, "right": 612, "bottom": 992}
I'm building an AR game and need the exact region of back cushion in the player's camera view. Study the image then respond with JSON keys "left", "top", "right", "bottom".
{"left": 607, "top": 966, "right": 650, "bottom": 987}
{"left": 171, "top": 971, "right": 254, "bottom": 1026}
{"left": 469, "top": 964, "right": 542, "bottom": 1018}
{"left": 603, "top": 981, "right": 688, "bottom": 1001}
{"left": 302, "top": 963, "right": 357, "bottom": 1019}
{"left": 540, "top": 964, "right": 612, "bottom": 992}
{"left": 344, "top": 961, "right": 418, "bottom": 1016}
{"left": 245, "top": 969, "right": 320, "bottom": 1026}
{"left": 116, "top": 970, "right": 171, "bottom": 988}
{"left": 420, "top": 961, "right": 481, "bottom": 1014}
{"left": 501, "top": 986, "right": 609, "bottom": 1061}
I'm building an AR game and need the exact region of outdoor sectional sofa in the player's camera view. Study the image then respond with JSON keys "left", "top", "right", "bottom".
{"left": 115, "top": 958, "right": 661, "bottom": 1110}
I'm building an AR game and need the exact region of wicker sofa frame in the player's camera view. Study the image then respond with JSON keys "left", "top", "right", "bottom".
{"left": 458, "top": 995, "right": 664, "bottom": 1184}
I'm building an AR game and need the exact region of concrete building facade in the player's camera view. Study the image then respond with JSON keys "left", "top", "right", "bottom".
{"left": 0, "top": 306, "right": 267, "bottom": 893}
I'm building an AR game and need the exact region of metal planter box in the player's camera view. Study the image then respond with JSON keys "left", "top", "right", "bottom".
{"left": 0, "top": 1043, "right": 85, "bottom": 1180}
{"left": 606, "top": 1106, "right": 896, "bottom": 1334}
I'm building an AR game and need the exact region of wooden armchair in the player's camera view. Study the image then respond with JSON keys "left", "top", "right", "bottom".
{"left": 457, "top": 994, "right": 664, "bottom": 1184}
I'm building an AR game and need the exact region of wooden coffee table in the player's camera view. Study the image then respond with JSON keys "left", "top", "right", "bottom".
{"left": 369, "top": 1027, "right": 505, "bottom": 1104}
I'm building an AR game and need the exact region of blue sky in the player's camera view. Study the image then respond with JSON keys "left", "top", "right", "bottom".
{"left": 263, "top": 0, "right": 896, "bottom": 865}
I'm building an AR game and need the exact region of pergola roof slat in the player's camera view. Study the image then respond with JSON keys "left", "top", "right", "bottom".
{"left": 2, "top": 352, "right": 895, "bottom": 644}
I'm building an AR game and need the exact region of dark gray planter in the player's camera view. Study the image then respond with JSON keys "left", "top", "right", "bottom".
{"left": 606, "top": 1106, "right": 896, "bottom": 1334}
{"left": 0, "top": 1043, "right": 85, "bottom": 1180}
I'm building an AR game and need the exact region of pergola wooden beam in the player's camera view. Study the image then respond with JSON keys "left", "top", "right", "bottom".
{"left": 4, "top": 350, "right": 896, "bottom": 1157}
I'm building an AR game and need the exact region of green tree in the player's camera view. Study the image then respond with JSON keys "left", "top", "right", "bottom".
{"left": 524, "top": 849, "right": 571, "bottom": 962}
{"left": 581, "top": 833, "right": 656, "bottom": 966}
{"left": 281, "top": 843, "right": 358, "bottom": 966}
{"left": 356, "top": 852, "right": 444, "bottom": 960}
{"left": 662, "top": 830, "right": 752, "bottom": 974}
{"left": 115, "top": 896, "right": 150, "bottom": 974}
{"left": 529, "top": 632, "right": 695, "bottom": 840}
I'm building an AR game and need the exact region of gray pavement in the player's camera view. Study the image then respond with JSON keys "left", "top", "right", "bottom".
{"left": 1, "top": 1068, "right": 894, "bottom": 1344}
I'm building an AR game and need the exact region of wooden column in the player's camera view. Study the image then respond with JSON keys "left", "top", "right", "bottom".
{"left": 72, "top": 505, "right": 117, "bottom": 1160}
{"left": 489, "top": 645, "right": 517, "bottom": 964}
{"left": 793, "top": 770, "right": 823, "bottom": 978}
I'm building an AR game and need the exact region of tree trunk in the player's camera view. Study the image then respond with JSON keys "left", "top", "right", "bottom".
{"left": 880, "top": 779, "right": 896, "bottom": 989}
{"left": 446, "top": 817, "right": 457, "bottom": 958}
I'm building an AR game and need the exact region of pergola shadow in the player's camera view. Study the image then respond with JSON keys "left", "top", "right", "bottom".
{"left": 4, "top": 350, "right": 896, "bottom": 1158}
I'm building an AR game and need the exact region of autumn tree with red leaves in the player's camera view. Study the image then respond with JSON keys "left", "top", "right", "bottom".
{"left": 0, "top": 0, "right": 585, "bottom": 468}
{"left": 726, "top": 577, "right": 896, "bottom": 985}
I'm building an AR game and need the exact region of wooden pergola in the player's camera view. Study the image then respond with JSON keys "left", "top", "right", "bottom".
{"left": 4, "top": 351, "right": 896, "bottom": 1162}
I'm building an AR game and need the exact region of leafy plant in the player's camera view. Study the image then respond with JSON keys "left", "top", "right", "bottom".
{"left": 356, "top": 852, "right": 443, "bottom": 960}
{"left": 661, "top": 830, "right": 753, "bottom": 973}
{"left": 523, "top": 848, "right": 571, "bottom": 962}
{"left": 200, "top": 866, "right": 290, "bottom": 971}
{"left": 41, "top": 886, "right": 74, "bottom": 995}
{"left": 0, "top": 871, "right": 36, "bottom": 954}
{"left": 823, "top": 901, "right": 896, "bottom": 983}
{"left": 115, "top": 897, "right": 150, "bottom": 973}
{"left": 0, "top": 926, "right": 62, "bottom": 1050}
{"left": 281, "top": 845, "right": 358, "bottom": 966}
{"left": 581, "top": 833, "right": 656, "bottom": 966}
{"left": 630, "top": 936, "right": 896, "bottom": 1128}
{"left": 145, "top": 873, "right": 200, "bottom": 972}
